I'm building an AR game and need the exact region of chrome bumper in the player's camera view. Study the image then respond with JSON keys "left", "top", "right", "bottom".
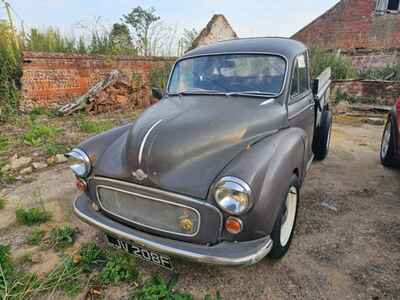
{"left": 73, "top": 193, "right": 273, "bottom": 266}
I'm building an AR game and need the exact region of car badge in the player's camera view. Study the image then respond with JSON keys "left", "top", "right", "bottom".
{"left": 132, "top": 169, "right": 148, "bottom": 181}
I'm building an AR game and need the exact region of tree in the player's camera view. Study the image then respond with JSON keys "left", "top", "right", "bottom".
{"left": 178, "top": 28, "right": 198, "bottom": 54}
{"left": 122, "top": 6, "right": 160, "bottom": 56}
{"left": 110, "top": 23, "right": 135, "bottom": 55}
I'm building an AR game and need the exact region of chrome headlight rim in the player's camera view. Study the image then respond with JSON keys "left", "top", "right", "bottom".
{"left": 66, "top": 148, "right": 92, "bottom": 178}
{"left": 214, "top": 176, "right": 252, "bottom": 216}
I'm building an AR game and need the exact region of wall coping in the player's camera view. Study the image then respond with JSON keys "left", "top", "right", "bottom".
{"left": 333, "top": 79, "right": 400, "bottom": 84}
{"left": 23, "top": 51, "right": 177, "bottom": 62}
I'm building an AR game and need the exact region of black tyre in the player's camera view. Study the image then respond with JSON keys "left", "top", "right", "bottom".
{"left": 380, "top": 117, "right": 398, "bottom": 167}
{"left": 313, "top": 109, "right": 332, "bottom": 161}
{"left": 269, "top": 175, "right": 299, "bottom": 259}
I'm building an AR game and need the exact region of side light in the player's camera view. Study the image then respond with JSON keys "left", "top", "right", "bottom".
{"left": 225, "top": 217, "right": 243, "bottom": 234}
{"left": 65, "top": 148, "right": 92, "bottom": 178}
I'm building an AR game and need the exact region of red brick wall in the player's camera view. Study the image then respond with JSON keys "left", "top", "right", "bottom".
{"left": 21, "top": 52, "right": 176, "bottom": 110}
{"left": 333, "top": 79, "right": 400, "bottom": 105}
{"left": 292, "top": 0, "right": 400, "bottom": 50}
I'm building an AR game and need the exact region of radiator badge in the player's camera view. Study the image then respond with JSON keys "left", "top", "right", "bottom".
{"left": 132, "top": 169, "right": 148, "bottom": 181}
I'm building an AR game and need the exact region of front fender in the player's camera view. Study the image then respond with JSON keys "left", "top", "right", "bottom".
{"left": 78, "top": 123, "right": 134, "bottom": 168}
{"left": 212, "top": 127, "right": 306, "bottom": 241}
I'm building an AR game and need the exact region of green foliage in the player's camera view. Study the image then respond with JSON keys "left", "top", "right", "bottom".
{"left": 110, "top": 23, "right": 136, "bottom": 55}
{"left": 77, "top": 243, "right": 106, "bottom": 272}
{"left": 15, "top": 207, "right": 51, "bottom": 226}
{"left": 25, "top": 27, "right": 79, "bottom": 53}
{"left": 76, "top": 119, "right": 113, "bottom": 134}
{"left": 0, "top": 198, "right": 5, "bottom": 209}
{"left": 131, "top": 275, "right": 193, "bottom": 300}
{"left": 22, "top": 121, "right": 61, "bottom": 146}
{"left": 0, "top": 23, "right": 21, "bottom": 123}
{"left": 358, "top": 64, "right": 400, "bottom": 81}
{"left": 0, "top": 135, "right": 9, "bottom": 153}
{"left": 99, "top": 250, "right": 137, "bottom": 285}
{"left": 0, "top": 169, "right": 16, "bottom": 185}
{"left": 123, "top": 6, "right": 160, "bottom": 56}
{"left": 26, "top": 228, "right": 45, "bottom": 246}
{"left": 28, "top": 107, "right": 54, "bottom": 119}
{"left": 49, "top": 226, "right": 77, "bottom": 250}
{"left": 149, "top": 63, "right": 173, "bottom": 91}
{"left": 310, "top": 48, "right": 356, "bottom": 80}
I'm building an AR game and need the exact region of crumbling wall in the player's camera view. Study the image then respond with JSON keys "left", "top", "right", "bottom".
{"left": 21, "top": 52, "right": 175, "bottom": 111}
{"left": 190, "top": 14, "right": 238, "bottom": 50}
{"left": 333, "top": 79, "right": 400, "bottom": 105}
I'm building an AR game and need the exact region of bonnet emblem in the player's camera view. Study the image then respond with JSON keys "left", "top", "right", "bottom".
{"left": 132, "top": 169, "right": 148, "bottom": 181}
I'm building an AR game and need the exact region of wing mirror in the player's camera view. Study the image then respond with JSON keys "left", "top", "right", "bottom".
{"left": 152, "top": 88, "right": 163, "bottom": 100}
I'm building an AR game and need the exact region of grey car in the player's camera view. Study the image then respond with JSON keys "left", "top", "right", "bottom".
{"left": 68, "top": 37, "right": 332, "bottom": 269}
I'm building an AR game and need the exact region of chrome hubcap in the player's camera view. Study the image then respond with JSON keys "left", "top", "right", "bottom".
{"left": 381, "top": 121, "right": 391, "bottom": 158}
{"left": 280, "top": 186, "right": 297, "bottom": 247}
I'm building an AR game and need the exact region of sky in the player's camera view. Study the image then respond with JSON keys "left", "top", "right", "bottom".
{"left": 0, "top": 0, "right": 339, "bottom": 38}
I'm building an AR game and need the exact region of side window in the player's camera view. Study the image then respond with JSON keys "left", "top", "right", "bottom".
{"left": 290, "top": 54, "right": 309, "bottom": 99}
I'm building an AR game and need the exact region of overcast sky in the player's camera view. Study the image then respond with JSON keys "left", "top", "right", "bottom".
{"left": 1, "top": 0, "right": 338, "bottom": 37}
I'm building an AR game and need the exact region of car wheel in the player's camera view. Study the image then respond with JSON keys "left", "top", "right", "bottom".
{"left": 380, "top": 117, "right": 398, "bottom": 167}
{"left": 314, "top": 108, "right": 332, "bottom": 161}
{"left": 269, "top": 174, "right": 299, "bottom": 259}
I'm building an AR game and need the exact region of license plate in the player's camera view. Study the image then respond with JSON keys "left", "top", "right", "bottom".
{"left": 105, "top": 235, "right": 174, "bottom": 270}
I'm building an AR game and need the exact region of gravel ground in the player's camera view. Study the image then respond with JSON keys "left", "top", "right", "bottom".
{"left": 1, "top": 119, "right": 400, "bottom": 300}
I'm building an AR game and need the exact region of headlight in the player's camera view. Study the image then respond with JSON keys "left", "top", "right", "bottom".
{"left": 214, "top": 177, "right": 252, "bottom": 215}
{"left": 66, "top": 148, "right": 92, "bottom": 178}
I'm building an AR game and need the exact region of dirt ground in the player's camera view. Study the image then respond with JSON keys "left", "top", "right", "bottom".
{"left": 1, "top": 118, "right": 400, "bottom": 300}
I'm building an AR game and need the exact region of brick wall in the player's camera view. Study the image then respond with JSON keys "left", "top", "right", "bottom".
{"left": 21, "top": 52, "right": 176, "bottom": 110}
{"left": 293, "top": 0, "right": 400, "bottom": 50}
{"left": 332, "top": 79, "right": 400, "bottom": 105}
{"left": 342, "top": 48, "right": 400, "bottom": 69}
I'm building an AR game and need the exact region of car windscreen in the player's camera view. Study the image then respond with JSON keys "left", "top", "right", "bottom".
{"left": 168, "top": 54, "right": 286, "bottom": 95}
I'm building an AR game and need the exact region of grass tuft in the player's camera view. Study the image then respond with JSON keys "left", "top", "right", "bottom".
{"left": 131, "top": 275, "right": 193, "bottom": 300}
{"left": 0, "top": 198, "right": 5, "bottom": 209}
{"left": 77, "top": 243, "right": 106, "bottom": 272}
{"left": 76, "top": 119, "right": 113, "bottom": 134}
{"left": 16, "top": 207, "right": 51, "bottom": 226}
{"left": 99, "top": 250, "right": 137, "bottom": 285}
{"left": 22, "top": 122, "right": 61, "bottom": 147}
{"left": 26, "top": 228, "right": 46, "bottom": 246}
{"left": 49, "top": 226, "right": 77, "bottom": 250}
{"left": 0, "top": 135, "right": 9, "bottom": 153}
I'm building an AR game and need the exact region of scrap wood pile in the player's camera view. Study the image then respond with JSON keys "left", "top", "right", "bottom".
{"left": 57, "top": 70, "right": 150, "bottom": 116}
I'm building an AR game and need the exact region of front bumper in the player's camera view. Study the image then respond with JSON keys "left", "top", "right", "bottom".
{"left": 74, "top": 193, "right": 273, "bottom": 266}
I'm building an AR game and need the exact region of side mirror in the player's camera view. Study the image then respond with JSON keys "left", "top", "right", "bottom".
{"left": 152, "top": 88, "right": 163, "bottom": 100}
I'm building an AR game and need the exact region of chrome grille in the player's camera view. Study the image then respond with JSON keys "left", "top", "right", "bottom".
{"left": 97, "top": 186, "right": 200, "bottom": 237}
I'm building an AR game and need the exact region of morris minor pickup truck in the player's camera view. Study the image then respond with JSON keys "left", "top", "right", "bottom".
{"left": 68, "top": 37, "right": 332, "bottom": 269}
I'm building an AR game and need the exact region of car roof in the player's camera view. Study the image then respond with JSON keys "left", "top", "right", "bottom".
{"left": 183, "top": 37, "right": 308, "bottom": 60}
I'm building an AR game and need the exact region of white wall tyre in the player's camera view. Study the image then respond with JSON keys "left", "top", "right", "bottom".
{"left": 269, "top": 175, "right": 299, "bottom": 259}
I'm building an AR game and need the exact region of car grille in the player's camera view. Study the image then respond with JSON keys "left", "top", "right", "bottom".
{"left": 97, "top": 186, "right": 201, "bottom": 237}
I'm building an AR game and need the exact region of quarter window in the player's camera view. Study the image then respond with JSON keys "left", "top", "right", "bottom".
{"left": 290, "top": 54, "right": 309, "bottom": 98}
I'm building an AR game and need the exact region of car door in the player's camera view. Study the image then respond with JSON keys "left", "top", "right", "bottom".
{"left": 287, "top": 52, "right": 315, "bottom": 168}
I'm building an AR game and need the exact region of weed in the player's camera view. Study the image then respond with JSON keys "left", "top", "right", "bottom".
{"left": 44, "top": 142, "right": 70, "bottom": 156}
{"left": 15, "top": 207, "right": 51, "bottom": 226}
{"left": 311, "top": 48, "right": 356, "bottom": 80}
{"left": 204, "top": 292, "right": 223, "bottom": 300}
{"left": 28, "top": 107, "right": 54, "bottom": 119}
{"left": 22, "top": 121, "right": 61, "bottom": 147}
{"left": 37, "top": 256, "right": 82, "bottom": 297}
{"left": 0, "top": 135, "right": 8, "bottom": 152}
{"left": 99, "top": 250, "right": 137, "bottom": 285}
{"left": 77, "top": 243, "right": 106, "bottom": 272}
{"left": 49, "top": 226, "right": 77, "bottom": 250}
{"left": 76, "top": 119, "right": 113, "bottom": 134}
{"left": 131, "top": 275, "right": 193, "bottom": 300}
{"left": 0, "top": 198, "right": 5, "bottom": 209}
{"left": 26, "top": 228, "right": 46, "bottom": 245}
{"left": 0, "top": 170, "right": 16, "bottom": 185}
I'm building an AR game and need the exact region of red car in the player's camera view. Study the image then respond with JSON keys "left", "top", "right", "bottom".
{"left": 381, "top": 98, "right": 400, "bottom": 167}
